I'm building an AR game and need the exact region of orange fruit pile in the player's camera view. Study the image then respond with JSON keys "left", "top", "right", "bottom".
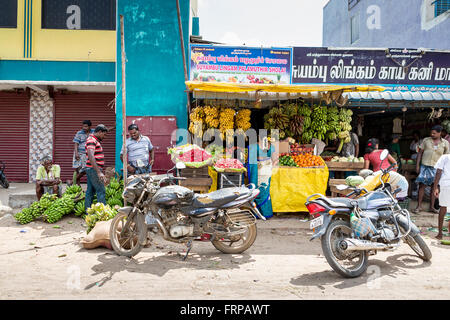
{"left": 290, "top": 153, "right": 325, "bottom": 168}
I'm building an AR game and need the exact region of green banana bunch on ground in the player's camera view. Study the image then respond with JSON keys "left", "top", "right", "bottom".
{"left": 43, "top": 193, "right": 76, "bottom": 224}
{"left": 65, "top": 185, "right": 82, "bottom": 195}
{"left": 85, "top": 203, "right": 118, "bottom": 234}
{"left": 14, "top": 193, "right": 58, "bottom": 224}
{"left": 74, "top": 201, "right": 85, "bottom": 216}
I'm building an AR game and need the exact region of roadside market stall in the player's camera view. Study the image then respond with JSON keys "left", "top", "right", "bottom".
{"left": 179, "top": 81, "right": 384, "bottom": 214}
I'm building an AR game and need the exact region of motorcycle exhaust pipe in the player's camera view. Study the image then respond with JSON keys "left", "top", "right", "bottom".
{"left": 339, "top": 238, "right": 389, "bottom": 251}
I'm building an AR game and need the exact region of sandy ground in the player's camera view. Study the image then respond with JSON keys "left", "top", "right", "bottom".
{"left": 0, "top": 210, "right": 449, "bottom": 300}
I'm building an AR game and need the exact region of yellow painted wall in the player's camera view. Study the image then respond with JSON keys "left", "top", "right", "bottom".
{"left": 0, "top": 0, "right": 115, "bottom": 62}
{"left": 0, "top": 0, "right": 25, "bottom": 60}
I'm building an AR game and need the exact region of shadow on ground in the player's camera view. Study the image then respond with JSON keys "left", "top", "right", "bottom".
{"left": 289, "top": 253, "right": 431, "bottom": 290}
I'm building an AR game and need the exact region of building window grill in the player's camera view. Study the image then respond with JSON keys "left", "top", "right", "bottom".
{"left": 433, "top": 0, "right": 450, "bottom": 17}
{"left": 348, "top": 0, "right": 361, "bottom": 10}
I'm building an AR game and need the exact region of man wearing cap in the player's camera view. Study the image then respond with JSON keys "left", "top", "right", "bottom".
{"left": 35, "top": 156, "right": 62, "bottom": 200}
{"left": 85, "top": 124, "right": 108, "bottom": 211}
{"left": 120, "top": 124, "right": 154, "bottom": 175}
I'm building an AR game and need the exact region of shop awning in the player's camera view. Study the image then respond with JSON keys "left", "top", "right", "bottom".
{"left": 185, "top": 81, "right": 385, "bottom": 94}
{"left": 344, "top": 91, "right": 450, "bottom": 101}
{"left": 344, "top": 90, "right": 450, "bottom": 108}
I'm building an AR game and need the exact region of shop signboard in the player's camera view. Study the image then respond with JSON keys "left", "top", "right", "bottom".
{"left": 292, "top": 47, "right": 450, "bottom": 92}
{"left": 189, "top": 44, "right": 292, "bottom": 84}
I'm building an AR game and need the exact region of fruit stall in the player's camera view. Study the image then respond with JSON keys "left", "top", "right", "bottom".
{"left": 181, "top": 81, "right": 384, "bottom": 212}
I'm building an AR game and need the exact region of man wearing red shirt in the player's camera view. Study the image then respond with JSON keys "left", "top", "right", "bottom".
{"left": 84, "top": 124, "right": 108, "bottom": 212}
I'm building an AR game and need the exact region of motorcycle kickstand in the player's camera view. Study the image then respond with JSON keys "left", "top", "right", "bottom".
{"left": 182, "top": 239, "right": 193, "bottom": 261}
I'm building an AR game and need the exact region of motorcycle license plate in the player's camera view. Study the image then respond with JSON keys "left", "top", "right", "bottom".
{"left": 310, "top": 215, "right": 324, "bottom": 229}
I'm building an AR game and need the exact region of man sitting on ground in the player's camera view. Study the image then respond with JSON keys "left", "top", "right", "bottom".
{"left": 36, "top": 156, "right": 62, "bottom": 200}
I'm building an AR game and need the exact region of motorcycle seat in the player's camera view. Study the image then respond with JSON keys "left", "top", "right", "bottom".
{"left": 192, "top": 187, "right": 251, "bottom": 208}
{"left": 322, "top": 197, "right": 368, "bottom": 210}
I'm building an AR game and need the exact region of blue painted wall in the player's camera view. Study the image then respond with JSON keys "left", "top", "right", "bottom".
{"left": 0, "top": 60, "right": 115, "bottom": 82}
{"left": 115, "top": 0, "right": 190, "bottom": 170}
{"left": 323, "top": 0, "right": 450, "bottom": 50}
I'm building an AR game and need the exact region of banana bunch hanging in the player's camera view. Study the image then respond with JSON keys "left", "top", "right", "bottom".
{"left": 204, "top": 105, "right": 220, "bottom": 128}
{"left": 189, "top": 107, "right": 205, "bottom": 137}
{"left": 235, "top": 109, "right": 251, "bottom": 131}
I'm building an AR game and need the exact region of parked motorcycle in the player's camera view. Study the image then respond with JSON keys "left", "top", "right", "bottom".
{"left": 305, "top": 149, "right": 431, "bottom": 278}
{"left": 0, "top": 161, "right": 9, "bottom": 189}
{"left": 109, "top": 162, "right": 265, "bottom": 258}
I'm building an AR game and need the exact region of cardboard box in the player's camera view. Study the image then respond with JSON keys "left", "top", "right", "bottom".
{"left": 279, "top": 141, "right": 290, "bottom": 154}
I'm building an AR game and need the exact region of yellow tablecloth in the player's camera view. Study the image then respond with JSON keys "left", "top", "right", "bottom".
{"left": 270, "top": 166, "right": 329, "bottom": 212}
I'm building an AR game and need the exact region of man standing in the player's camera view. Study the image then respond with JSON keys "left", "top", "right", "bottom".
{"left": 85, "top": 125, "right": 108, "bottom": 211}
{"left": 72, "top": 120, "right": 94, "bottom": 185}
{"left": 35, "top": 156, "right": 61, "bottom": 200}
{"left": 413, "top": 125, "right": 450, "bottom": 213}
{"left": 120, "top": 124, "right": 154, "bottom": 175}
{"left": 433, "top": 153, "right": 450, "bottom": 240}
{"left": 341, "top": 131, "right": 359, "bottom": 178}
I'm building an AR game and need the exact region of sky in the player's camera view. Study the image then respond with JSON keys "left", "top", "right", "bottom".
{"left": 197, "top": 0, "right": 330, "bottom": 47}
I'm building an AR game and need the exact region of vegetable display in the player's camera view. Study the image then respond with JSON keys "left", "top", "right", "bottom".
{"left": 279, "top": 154, "right": 298, "bottom": 167}
{"left": 346, "top": 175, "right": 365, "bottom": 187}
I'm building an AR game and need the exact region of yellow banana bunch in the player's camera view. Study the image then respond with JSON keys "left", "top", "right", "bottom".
{"left": 219, "top": 108, "right": 235, "bottom": 133}
{"left": 235, "top": 108, "right": 251, "bottom": 131}
{"left": 204, "top": 105, "right": 219, "bottom": 128}
{"left": 189, "top": 107, "right": 205, "bottom": 123}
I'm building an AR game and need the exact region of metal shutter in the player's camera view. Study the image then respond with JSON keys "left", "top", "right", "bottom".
{"left": 53, "top": 92, "right": 116, "bottom": 181}
{"left": 0, "top": 91, "right": 30, "bottom": 182}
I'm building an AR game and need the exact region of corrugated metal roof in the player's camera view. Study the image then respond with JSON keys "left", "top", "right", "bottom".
{"left": 344, "top": 91, "right": 450, "bottom": 101}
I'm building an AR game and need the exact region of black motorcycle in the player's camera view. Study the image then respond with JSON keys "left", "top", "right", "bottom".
{"left": 0, "top": 161, "right": 9, "bottom": 189}
{"left": 305, "top": 150, "right": 431, "bottom": 278}
{"left": 109, "top": 163, "right": 265, "bottom": 258}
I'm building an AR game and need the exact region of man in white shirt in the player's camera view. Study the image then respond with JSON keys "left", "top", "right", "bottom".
{"left": 433, "top": 154, "right": 450, "bottom": 240}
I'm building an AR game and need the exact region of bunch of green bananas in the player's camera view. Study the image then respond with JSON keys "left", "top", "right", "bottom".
{"left": 65, "top": 185, "right": 82, "bottom": 195}
{"left": 310, "top": 105, "right": 328, "bottom": 141}
{"left": 106, "top": 177, "right": 124, "bottom": 208}
{"left": 14, "top": 193, "right": 58, "bottom": 224}
{"left": 43, "top": 193, "right": 76, "bottom": 224}
{"left": 85, "top": 203, "right": 118, "bottom": 234}
{"left": 74, "top": 201, "right": 85, "bottom": 216}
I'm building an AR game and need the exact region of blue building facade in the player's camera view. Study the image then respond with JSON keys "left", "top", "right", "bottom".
{"left": 323, "top": 0, "right": 450, "bottom": 50}
{"left": 115, "top": 0, "right": 193, "bottom": 172}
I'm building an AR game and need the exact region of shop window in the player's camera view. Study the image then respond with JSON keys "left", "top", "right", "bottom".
{"left": 434, "top": 0, "right": 450, "bottom": 17}
{"left": 348, "top": 0, "right": 362, "bottom": 10}
{"left": 350, "top": 14, "right": 360, "bottom": 44}
{"left": 41, "top": 0, "right": 115, "bottom": 30}
{"left": 0, "top": 0, "right": 17, "bottom": 28}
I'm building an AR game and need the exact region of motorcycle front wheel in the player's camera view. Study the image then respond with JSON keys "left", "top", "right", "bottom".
{"left": 211, "top": 224, "right": 257, "bottom": 254}
{"left": 404, "top": 234, "right": 432, "bottom": 261}
{"left": 109, "top": 211, "right": 147, "bottom": 257}
{"left": 321, "top": 219, "right": 369, "bottom": 278}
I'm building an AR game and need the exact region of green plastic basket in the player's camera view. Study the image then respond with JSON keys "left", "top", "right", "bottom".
{"left": 398, "top": 198, "right": 410, "bottom": 210}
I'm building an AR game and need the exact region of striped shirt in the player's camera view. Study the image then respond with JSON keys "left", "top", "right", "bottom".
{"left": 121, "top": 135, "right": 153, "bottom": 167}
{"left": 85, "top": 135, "right": 105, "bottom": 168}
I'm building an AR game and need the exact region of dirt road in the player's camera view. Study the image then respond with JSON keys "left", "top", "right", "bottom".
{"left": 0, "top": 213, "right": 449, "bottom": 300}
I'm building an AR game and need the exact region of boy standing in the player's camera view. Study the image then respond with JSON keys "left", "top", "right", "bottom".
{"left": 433, "top": 153, "right": 450, "bottom": 240}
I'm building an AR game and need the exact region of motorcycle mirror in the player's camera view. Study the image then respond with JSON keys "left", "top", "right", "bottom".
{"left": 175, "top": 162, "right": 186, "bottom": 169}
{"left": 380, "top": 149, "right": 389, "bottom": 161}
{"left": 336, "top": 184, "right": 349, "bottom": 191}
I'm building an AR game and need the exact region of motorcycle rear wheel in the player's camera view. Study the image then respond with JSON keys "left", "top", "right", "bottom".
{"left": 321, "top": 219, "right": 369, "bottom": 278}
{"left": 211, "top": 224, "right": 257, "bottom": 254}
{"left": 109, "top": 211, "right": 147, "bottom": 257}
{"left": 0, "top": 174, "right": 9, "bottom": 189}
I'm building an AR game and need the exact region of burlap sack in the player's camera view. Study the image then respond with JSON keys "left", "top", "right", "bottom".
{"left": 81, "top": 220, "right": 113, "bottom": 250}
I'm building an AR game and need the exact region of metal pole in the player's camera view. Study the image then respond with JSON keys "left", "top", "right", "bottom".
{"left": 175, "top": 0, "right": 192, "bottom": 123}
{"left": 120, "top": 15, "right": 127, "bottom": 183}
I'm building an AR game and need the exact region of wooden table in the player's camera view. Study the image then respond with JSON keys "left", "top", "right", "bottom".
{"left": 328, "top": 178, "right": 353, "bottom": 197}
{"left": 400, "top": 163, "right": 418, "bottom": 197}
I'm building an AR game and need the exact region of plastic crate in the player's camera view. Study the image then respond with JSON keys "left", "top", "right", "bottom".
{"left": 398, "top": 198, "right": 410, "bottom": 210}
{"left": 218, "top": 172, "right": 243, "bottom": 189}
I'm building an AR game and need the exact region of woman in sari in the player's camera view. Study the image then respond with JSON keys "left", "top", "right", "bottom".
{"left": 247, "top": 136, "right": 278, "bottom": 218}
